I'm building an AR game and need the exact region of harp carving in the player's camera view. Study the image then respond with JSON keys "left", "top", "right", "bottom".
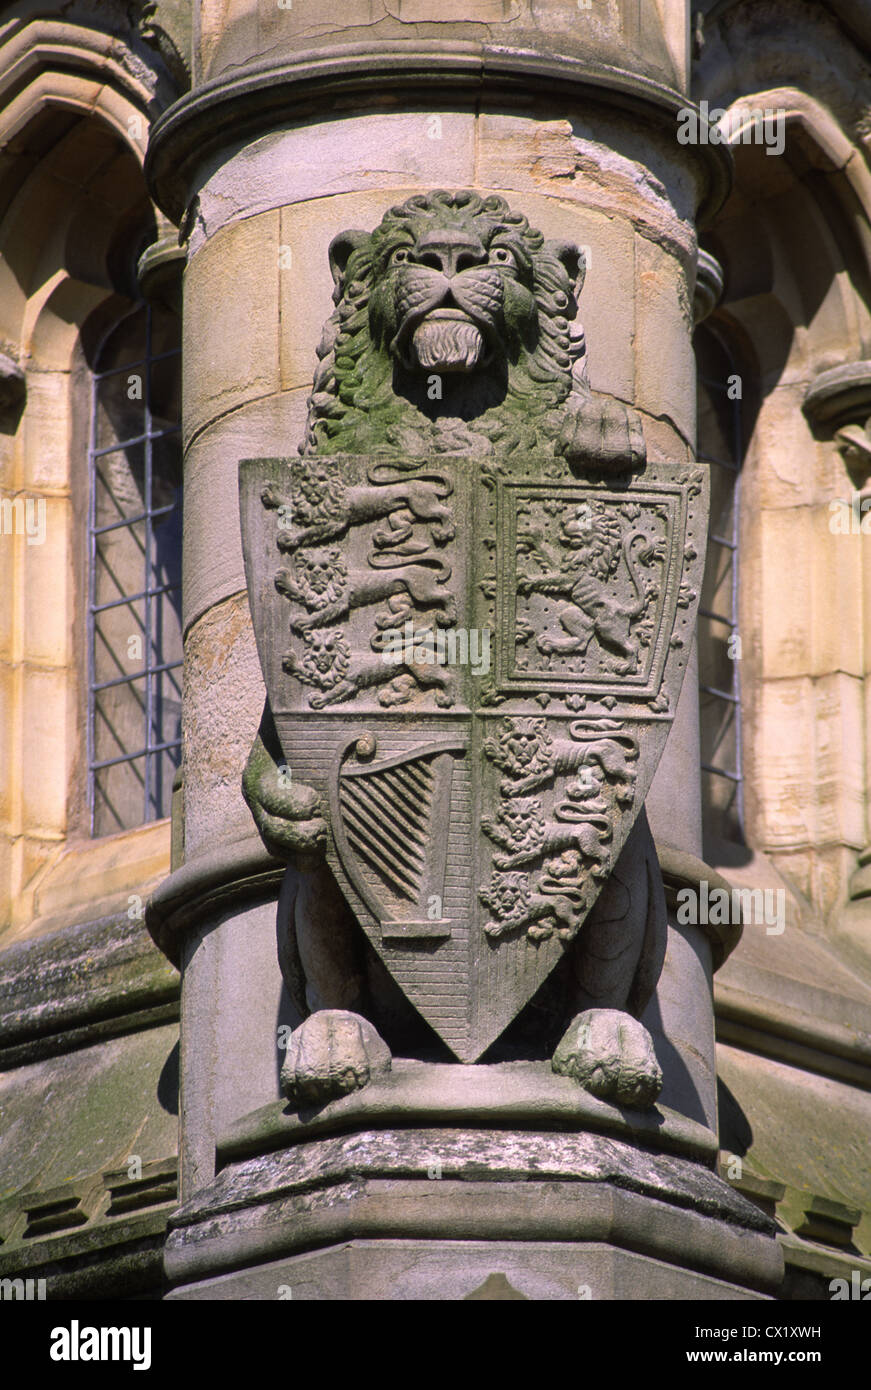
{"left": 330, "top": 735, "right": 467, "bottom": 941}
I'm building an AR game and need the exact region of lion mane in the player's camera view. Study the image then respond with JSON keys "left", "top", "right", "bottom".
{"left": 301, "top": 189, "right": 591, "bottom": 458}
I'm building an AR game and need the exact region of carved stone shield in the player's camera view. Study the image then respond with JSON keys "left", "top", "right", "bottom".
{"left": 240, "top": 453, "right": 708, "bottom": 1062}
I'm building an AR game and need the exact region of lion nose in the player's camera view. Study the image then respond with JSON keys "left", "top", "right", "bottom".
{"left": 414, "top": 232, "right": 487, "bottom": 277}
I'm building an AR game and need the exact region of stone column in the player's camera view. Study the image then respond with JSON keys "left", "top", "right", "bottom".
{"left": 145, "top": 2, "right": 781, "bottom": 1299}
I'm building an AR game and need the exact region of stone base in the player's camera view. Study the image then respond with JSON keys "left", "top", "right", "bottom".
{"left": 168, "top": 1237, "right": 773, "bottom": 1301}
{"left": 165, "top": 1124, "right": 783, "bottom": 1300}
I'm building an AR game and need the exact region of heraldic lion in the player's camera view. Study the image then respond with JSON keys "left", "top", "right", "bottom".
{"left": 302, "top": 188, "right": 646, "bottom": 468}
{"left": 243, "top": 191, "right": 664, "bottom": 1110}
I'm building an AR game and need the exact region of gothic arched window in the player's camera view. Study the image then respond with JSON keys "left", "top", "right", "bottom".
{"left": 696, "top": 322, "right": 744, "bottom": 845}
{"left": 87, "top": 301, "right": 182, "bottom": 836}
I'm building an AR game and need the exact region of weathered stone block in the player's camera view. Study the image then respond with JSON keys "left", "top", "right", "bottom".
{"left": 21, "top": 496, "right": 70, "bottom": 667}
{"left": 193, "top": 117, "right": 477, "bottom": 251}
{"left": 20, "top": 665, "right": 67, "bottom": 835}
{"left": 183, "top": 211, "right": 280, "bottom": 449}
{"left": 181, "top": 386, "right": 309, "bottom": 635}
{"left": 635, "top": 236, "right": 694, "bottom": 445}
{"left": 182, "top": 593, "right": 264, "bottom": 858}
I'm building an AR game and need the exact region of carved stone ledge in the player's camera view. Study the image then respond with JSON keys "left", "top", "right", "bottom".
{"left": 715, "top": 979, "right": 871, "bottom": 1091}
{"left": 20, "top": 1186, "right": 92, "bottom": 1239}
{"left": 145, "top": 833, "right": 285, "bottom": 966}
{"left": 103, "top": 1158, "right": 178, "bottom": 1218}
{"left": 217, "top": 1059, "right": 719, "bottom": 1167}
{"left": 794, "top": 1195, "right": 862, "bottom": 1250}
{"left": 137, "top": 233, "right": 186, "bottom": 317}
{"left": 803, "top": 361, "right": 871, "bottom": 483}
{"left": 0, "top": 1206, "right": 172, "bottom": 1299}
{"left": 145, "top": 46, "right": 732, "bottom": 226}
{"left": 657, "top": 842, "right": 743, "bottom": 969}
{"left": 0, "top": 912, "right": 179, "bottom": 1070}
{"left": 165, "top": 1127, "right": 782, "bottom": 1298}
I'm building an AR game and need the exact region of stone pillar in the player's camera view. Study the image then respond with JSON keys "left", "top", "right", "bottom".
{"left": 145, "top": 2, "right": 781, "bottom": 1299}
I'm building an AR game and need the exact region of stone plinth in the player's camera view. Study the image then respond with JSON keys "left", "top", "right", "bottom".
{"left": 163, "top": 1066, "right": 781, "bottom": 1300}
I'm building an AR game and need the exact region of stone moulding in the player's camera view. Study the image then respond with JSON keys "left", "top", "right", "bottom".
{"left": 144, "top": 43, "right": 732, "bottom": 227}
{"left": 657, "top": 843, "right": 742, "bottom": 968}
{"left": 164, "top": 1128, "right": 782, "bottom": 1296}
{"left": 136, "top": 233, "right": 186, "bottom": 317}
{"left": 803, "top": 360, "right": 871, "bottom": 481}
{"left": 0, "top": 914, "right": 179, "bottom": 1069}
{"left": 216, "top": 1060, "right": 719, "bottom": 1166}
{"left": 715, "top": 982, "right": 871, "bottom": 1091}
{"left": 693, "top": 248, "right": 725, "bottom": 325}
{"left": 802, "top": 361, "right": 871, "bottom": 431}
{"left": 145, "top": 832, "right": 286, "bottom": 968}
{"left": 143, "top": 837, "right": 742, "bottom": 982}
{"left": 0, "top": 1205, "right": 173, "bottom": 1301}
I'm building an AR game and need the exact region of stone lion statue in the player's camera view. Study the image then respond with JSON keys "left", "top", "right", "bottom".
{"left": 243, "top": 191, "right": 665, "bottom": 1110}
{"left": 302, "top": 188, "right": 646, "bottom": 467}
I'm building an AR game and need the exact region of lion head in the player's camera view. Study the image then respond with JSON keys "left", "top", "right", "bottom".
{"left": 284, "top": 628, "right": 350, "bottom": 690}
{"left": 302, "top": 190, "right": 588, "bottom": 457}
{"left": 289, "top": 458, "right": 346, "bottom": 521}
{"left": 496, "top": 797, "right": 544, "bottom": 848}
{"left": 293, "top": 549, "right": 347, "bottom": 606}
{"left": 481, "top": 871, "right": 532, "bottom": 929}
{"left": 494, "top": 717, "right": 554, "bottom": 782}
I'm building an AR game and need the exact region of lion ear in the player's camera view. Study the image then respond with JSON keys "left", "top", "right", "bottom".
{"left": 328, "top": 230, "right": 370, "bottom": 292}
{"left": 548, "top": 240, "right": 586, "bottom": 300}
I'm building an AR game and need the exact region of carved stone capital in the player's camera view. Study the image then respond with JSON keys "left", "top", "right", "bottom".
{"left": 136, "top": 233, "right": 185, "bottom": 317}
{"left": 803, "top": 361, "right": 871, "bottom": 483}
{"left": 693, "top": 248, "right": 724, "bottom": 326}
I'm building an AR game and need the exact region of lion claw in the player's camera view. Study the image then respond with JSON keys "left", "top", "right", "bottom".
{"left": 552, "top": 1008, "right": 662, "bottom": 1108}
{"left": 281, "top": 1010, "right": 392, "bottom": 1107}
{"left": 560, "top": 394, "right": 647, "bottom": 471}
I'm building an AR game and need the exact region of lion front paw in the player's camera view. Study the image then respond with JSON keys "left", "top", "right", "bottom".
{"left": 281, "top": 1010, "right": 392, "bottom": 1108}
{"left": 552, "top": 1008, "right": 662, "bottom": 1108}
{"left": 242, "top": 734, "right": 327, "bottom": 861}
{"left": 559, "top": 393, "right": 646, "bottom": 472}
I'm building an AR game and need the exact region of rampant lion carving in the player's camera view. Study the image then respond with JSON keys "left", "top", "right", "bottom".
{"left": 302, "top": 189, "right": 646, "bottom": 469}
{"left": 516, "top": 500, "right": 663, "bottom": 674}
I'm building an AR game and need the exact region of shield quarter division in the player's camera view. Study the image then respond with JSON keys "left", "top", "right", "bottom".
{"left": 239, "top": 454, "right": 708, "bottom": 1063}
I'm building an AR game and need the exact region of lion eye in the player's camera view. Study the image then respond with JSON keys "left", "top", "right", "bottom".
{"left": 390, "top": 248, "right": 410, "bottom": 265}
{"left": 491, "top": 247, "right": 515, "bottom": 266}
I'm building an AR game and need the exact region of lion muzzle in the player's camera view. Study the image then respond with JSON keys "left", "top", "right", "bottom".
{"left": 391, "top": 264, "right": 505, "bottom": 373}
{"left": 412, "top": 310, "right": 485, "bottom": 373}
